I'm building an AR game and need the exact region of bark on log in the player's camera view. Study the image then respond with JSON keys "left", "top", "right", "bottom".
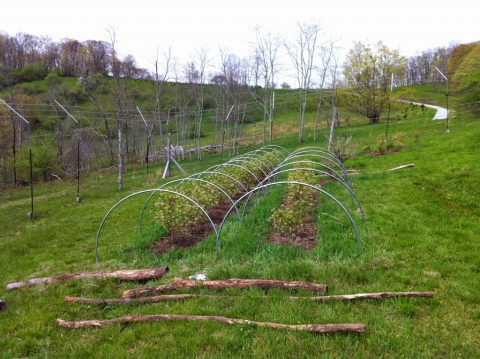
{"left": 6, "top": 267, "right": 169, "bottom": 291}
{"left": 66, "top": 291, "right": 434, "bottom": 305}
{"left": 122, "top": 277, "right": 328, "bottom": 298}
{"left": 57, "top": 315, "right": 365, "bottom": 333}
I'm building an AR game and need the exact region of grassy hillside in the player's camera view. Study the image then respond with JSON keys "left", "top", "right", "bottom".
{"left": 1, "top": 84, "right": 479, "bottom": 358}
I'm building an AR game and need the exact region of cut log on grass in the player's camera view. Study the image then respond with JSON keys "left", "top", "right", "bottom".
{"left": 66, "top": 291, "right": 434, "bottom": 306}
{"left": 57, "top": 315, "right": 365, "bottom": 333}
{"left": 122, "top": 277, "right": 328, "bottom": 298}
{"left": 6, "top": 266, "right": 169, "bottom": 291}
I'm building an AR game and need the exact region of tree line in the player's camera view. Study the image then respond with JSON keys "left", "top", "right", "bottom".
{"left": 0, "top": 29, "right": 465, "bottom": 88}
{"left": 0, "top": 30, "right": 150, "bottom": 81}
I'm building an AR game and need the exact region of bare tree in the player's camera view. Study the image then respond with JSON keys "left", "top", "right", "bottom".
{"left": 59, "top": 38, "right": 82, "bottom": 77}
{"left": 216, "top": 49, "right": 252, "bottom": 155}
{"left": 284, "top": 20, "right": 322, "bottom": 143}
{"left": 78, "top": 73, "right": 114, "bottom": 163}
{"left": 252, "top": 26, "right": 282, "bottom": 145}
{"left": 85, "top": 40, "right": 111, "bottom": 76}
{"left": 170, "top": 60, "right": 190, "bottom": 154}
{"left": 313, "top": 38, "right": 340, "bottom": 140}
{"left": 150, "top": 45, "right": 173, "bottom": 154}
{"left": 0, "top": 67, "right": 19, "bottom": 184}
{"left": 106, "top": 26, "right": 126, "bottom": 190}
{"left": 194, "top": 45, "right": 211, "bottom": 159}
{"left": 184, "top": 45, "right": 211, "bottom": 159}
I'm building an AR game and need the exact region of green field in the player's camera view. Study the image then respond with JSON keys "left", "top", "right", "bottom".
{"left": 1, "top": 84, "right": 479, "bottom": 358}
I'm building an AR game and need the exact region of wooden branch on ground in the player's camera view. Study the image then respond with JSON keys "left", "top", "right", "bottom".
{"left": 57, "top": 315, "right": 365, "bottom": 333}
{"left": 350, "top": 164, "right": 415, "bottom": 175}
{"left": 64, "top": 294, "right": 206, "bottom": 305}
{"left": 386, "top": 164, "right": 415, "bottom": 171}
{"left": 66, "top": 291, "right": 434, "bottom": 305}
{"left": 122, "top": 277, "right": 328, "bottom": 298}
{"left": 6, "top": 266, "right": 169, "bottom": 291}
{"left": 300, "top": 291, "right": 434, "bottom": 301}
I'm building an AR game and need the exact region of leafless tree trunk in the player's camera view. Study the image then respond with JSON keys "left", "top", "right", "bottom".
{"left": 253, "top": 26, "right": 281, "bottom": 145}
{"left": 285, "top": 21, "right": 322, "bottom": 143}
{"left": 8, "top": 91, "right": 18, "bottom": 185}
{"left": 193, "top": 45, "right": 210, "bottom": 159}
{"left": 150, "top": 46, "right": 173, "bottom": 157}
{"left": 107, "top": 26, "right": 124, "bottom": 190}
{"left": 314, "top": 39, "right": 339, "bottom": 141}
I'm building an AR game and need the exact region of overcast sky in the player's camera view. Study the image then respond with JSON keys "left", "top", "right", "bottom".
{"left": 2, "top": 0, "right": 478, "bottom": 84}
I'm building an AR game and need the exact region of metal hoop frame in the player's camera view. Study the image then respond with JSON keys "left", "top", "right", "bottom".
{"left": 95, "top": 145, "right": 363, "bottom": 261}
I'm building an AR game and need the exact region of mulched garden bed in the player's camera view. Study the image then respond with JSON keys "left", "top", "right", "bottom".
{"left": 151, "top": 184, "right": 322, "bottom": 254}
{"left": 151, "top": 195, "right": 243, "bottom": 255}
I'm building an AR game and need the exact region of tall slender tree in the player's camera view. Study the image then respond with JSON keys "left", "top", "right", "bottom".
{"left": 253, "top": 26, "right": 282, "bottom": 145}
{"left": 285, "top": 20, "right": 321, "bottom": 143}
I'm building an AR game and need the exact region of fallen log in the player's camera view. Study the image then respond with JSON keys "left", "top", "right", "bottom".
{"left": 122, "top": 277, "right": 328, "bottom": 298}
{"left": 6, "top": 266, "right": 169, "bottom": 291}
{"left": 66, "top": 291, "right": 434, "bottom": 305}
{"left": 56, "top": 315, "right": 365, "bottom": 333}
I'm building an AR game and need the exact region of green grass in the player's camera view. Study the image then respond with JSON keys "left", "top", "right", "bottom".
{"left": 1, "top": 86, "right": 480, "bottom": 358}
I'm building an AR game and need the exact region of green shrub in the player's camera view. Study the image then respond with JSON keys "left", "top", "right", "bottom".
{"left": 377, "top": 136, "right": 387, "bottom": 152}
{"left": 329, "top": 134, "right": 358, "bottom": 163}
{"left": 393, "top": 132, "right": 407, "bottom": 148}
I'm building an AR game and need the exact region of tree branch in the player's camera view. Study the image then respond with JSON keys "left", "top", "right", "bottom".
{"left": 57, "top": 315, "right": 365, "bottom": 333}
{"left": 65, "top": 291, "right": 434, "bottom": 305}
{"left": 122, "top": 277, "right": 328, "bottom": 298}
{"left": 7, "top": 266, "right": 169, "bottom": 290}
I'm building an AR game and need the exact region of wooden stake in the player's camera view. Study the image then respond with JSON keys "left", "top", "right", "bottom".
{"left": 57, "top": 315, "right": 365, "bottom": 333}
{"left": 122, "top": 277, "right": 328, "bottom": 298}
{"left": 7, "top": 266, "right": 169, "bottom": 291}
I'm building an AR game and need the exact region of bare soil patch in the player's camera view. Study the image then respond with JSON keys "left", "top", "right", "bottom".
{"left": 267, "top": 216, "right": 318, "bottom": 250}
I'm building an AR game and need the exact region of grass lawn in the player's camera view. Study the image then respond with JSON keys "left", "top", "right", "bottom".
{"left": 1, "top": 85, "right": 479, "bottom": 358}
